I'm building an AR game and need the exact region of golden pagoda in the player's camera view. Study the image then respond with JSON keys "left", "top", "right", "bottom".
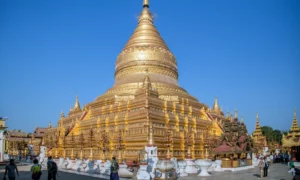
{"left": 282, "top": 109, "right": 300, "bottom": 161}
{"left": 44, "top": 0, "right": 226, "bottom": 161}
{"left": 252, "top": 113, "right": 266, "bottom": 153}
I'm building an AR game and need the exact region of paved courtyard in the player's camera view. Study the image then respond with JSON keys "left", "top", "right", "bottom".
{"left": 0, "top": 163, "right": 294, "bottom": 180}
{"left": 179, "top": 163, "right": 293, "bottom": 180}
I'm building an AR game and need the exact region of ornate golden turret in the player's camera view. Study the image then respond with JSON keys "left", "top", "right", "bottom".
{"left": 290, "top": 109, "right": 299, "bottom": 132}
{"left": 282, "top": 109, "right": 300, "bottom": 159}
{"left": 74, "top": 96, "right": 81, "bottom": 110}
{"left": 253, "top": 112, "right": 263, "bottom": 136}
{"left": 252, "top": 112, "right": 267, "bottom": 152}
{"left": 60, "top": 111, "right": 65, "bottom": 119}
{"left": 212, "top": 97, "right": 221, "bottom": 114}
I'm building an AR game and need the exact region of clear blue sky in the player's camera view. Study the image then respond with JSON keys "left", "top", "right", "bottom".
{"left": 0, "top": 0, "right": 299, "bottom": 133}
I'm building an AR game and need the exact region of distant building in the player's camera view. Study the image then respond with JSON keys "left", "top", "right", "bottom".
{"left": 4, "top": 127, "right": 46, "bottom": 158}
{"left": 0, "top": 117, "right": 8, "bottom": 162}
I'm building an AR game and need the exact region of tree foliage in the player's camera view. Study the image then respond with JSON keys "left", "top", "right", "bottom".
{"left": 261, "top": 126, "right": 285, "bottom": 145}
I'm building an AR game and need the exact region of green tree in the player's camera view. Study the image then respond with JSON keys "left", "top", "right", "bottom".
{"left": 261, "top": 126, "right": 284, "bottom": 145}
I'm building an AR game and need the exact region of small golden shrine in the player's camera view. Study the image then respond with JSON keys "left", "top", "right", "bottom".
{"left": 43, "top": 0, "right": 235, "bottom": 162}
{"left": 282, "top": 109, "right": 300, "bottom": 161}
{"left": 252, "top": 113, "right": 267, "bottom": 154}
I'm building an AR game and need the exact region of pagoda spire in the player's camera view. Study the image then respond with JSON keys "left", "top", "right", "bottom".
{"left": 212, "top": 97, "right": 221, "bottom": 114}
{"left": 234, "top": 109, "right": 238, "bottom": 119}
{"left": 74, "top": 96, "right": 81, "bottom": 110}
{"left": 253, "top": 112, "right": 263, "bottom": 136}
{"left": 241, "top": 116, "right": 244, "bottom": 124}
{"left": 290, "top": 109, "right": 299, "bottom": 132}
{"left": 60, "top": 111, "right": 65, "bottom": 118}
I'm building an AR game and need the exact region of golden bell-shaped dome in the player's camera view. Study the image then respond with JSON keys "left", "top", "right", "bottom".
{"left": 115, "top": 2, "right": 178, "bottom": 86}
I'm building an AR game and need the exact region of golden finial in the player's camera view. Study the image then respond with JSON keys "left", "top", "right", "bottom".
{"left": 143, "top": 0, "right": 149, "bottom": 8}
{"left": 60, "top": 111, "right": 65, "bottom": 118}
{"left": 212, "top": 97, "right": 221, "bottom": 113}
{"left": 294, "top": 109, "right": 297, "bottom": 119}
{"left": 256, "top": 112, "right": 259, "bottom": 122}
{"left": 74, "top": 95, "right": 81, "bottom": 110}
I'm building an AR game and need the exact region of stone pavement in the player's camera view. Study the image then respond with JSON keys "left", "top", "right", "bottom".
{"left": 0, "top": 163, "right": 294, "bottom": 180}
{"left": 0, "top": 164, "right": 103, "bottom": 180}
{"left": 179, "top": 163, "right": 293, "bottom": 180}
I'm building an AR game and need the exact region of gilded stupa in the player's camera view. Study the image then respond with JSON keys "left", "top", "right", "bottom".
{"left": 282, "top": 109, "right": 300, "bottom": 161}
{"left": 252, "top": 113, "right": 266, "bottom": 153}
{"left": 44, "top": 0, "right": 226, "bottom": 161}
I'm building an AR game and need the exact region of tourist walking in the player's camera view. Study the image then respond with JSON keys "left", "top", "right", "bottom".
{"left": 31, "top": 159, "right": 42, "bottom": 180}
{"left": 258, "top": 157, "right": 264, "bottom": 178}
{"left": 47, "top": 156, "right": 58, "bottom": 180}
{"left": 110, "top": 157, "right": 119, "bottom": 180}
{"left": 263, "top": 157, "right": 269, "bottom": 177}
{"left": 3, "top": 159, "right": 19, "bottom": 180}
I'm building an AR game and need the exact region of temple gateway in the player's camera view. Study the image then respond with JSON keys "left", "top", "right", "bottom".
{"left": 44, "top": 0, "right": 248, "bottom": 162}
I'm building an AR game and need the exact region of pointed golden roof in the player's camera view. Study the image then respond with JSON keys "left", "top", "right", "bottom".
{"left": 212, "top": 97, "right": 221, "bottom": 114}
{"left": 253, "top": 112, "right": 263, "bottom": 136}
{"left": 74, "top": 96, "right": 81, "bottom": 110}
{"left": 114, "top": 0, "right": 178, "bottom": 86}
{"left": 290, "top": 109, "right": 299, "bottom": 132}
{"left": 60, "top": 111, "right": 65, "bottom": 118}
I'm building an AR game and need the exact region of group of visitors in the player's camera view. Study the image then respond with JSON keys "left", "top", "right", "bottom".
{"left": 3, "top": 156, "right": 58, "bottom": 180}
{"left": 272, "top": 152, "right": 290, "bottom": 164}
{"left": 3, "top": 156, "right": 120, "bottom": 180}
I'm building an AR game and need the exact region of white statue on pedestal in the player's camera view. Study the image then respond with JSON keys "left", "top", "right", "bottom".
{"left": 39, "top": 146, "right": 47, "bottom": 167}
{"left": 184, "top": 158, "right": 199, "bottom": 174}
{"left": 72, "top": 159, "right": 83, "bottom": 171}
{"left": 100, "top": 160, "right": 111, "bottom": 175}
{"left": 118, "top": 162, "right": 133, "bottom": 178}
{"left": 67, "top": 159, "right": 75, "bottom": 169}
{"left": 58, "top": 157, "right": 65, "bottom": 169}
{"left": 145, "top": 146, "right": 158, "bottom": 178}
{"left": 215, "top": 160, "right": 222, "bottom": 170}
{"left": 178, "top": 161, "right": 188, "bottom": 177}
{"left": 79, "top": 159, "right": 89, "bottom": 172}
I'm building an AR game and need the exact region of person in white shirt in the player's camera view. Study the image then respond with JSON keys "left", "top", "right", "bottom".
{"left": 263, "top": 157, "right": 269, "bottom": 177}
{"left": 270, "top": 154, "right": 274, "bottom": 164}
{"left": 288, "top": 165, "right": 296, "bottom": 180}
